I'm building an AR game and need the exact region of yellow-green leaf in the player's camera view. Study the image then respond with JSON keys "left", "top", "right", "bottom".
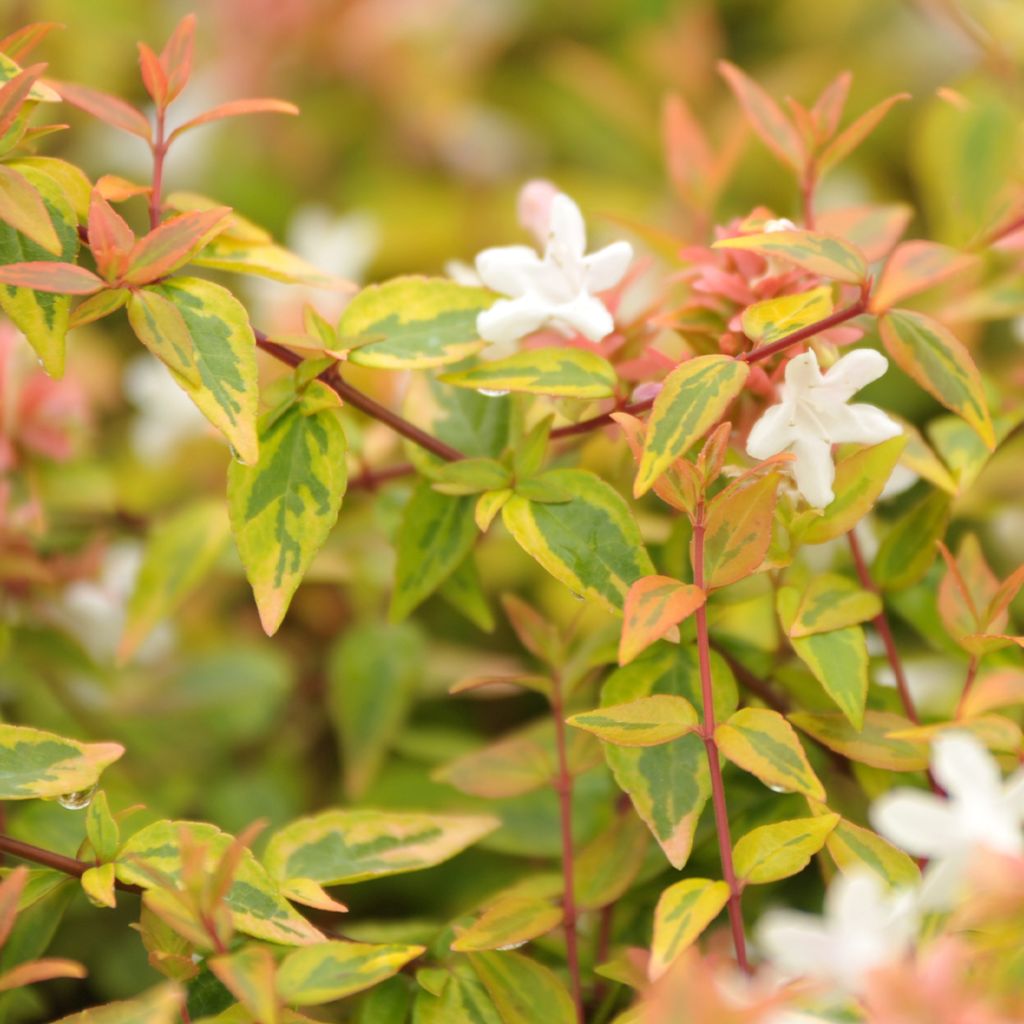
{"left": 81, "top": 863, "right": 117, "bottom": 909}
{"left": 86, "top": 790, "right": 121, "bottom": 863}
{"left": 467, "top": 951, "right": 576, "bottom": 1024}
{"left": 0, "top": 724, "right": 123, "bottom": 799}
{"left": 263, "top": 809, "right": 499, "bottom": 890}
{"left": 702, "top": 472, "right": 781, "bottom": 588}
{"left": 741, "top": 286, "right": 833, "bottom": 345}
{"left": 733, "top": 814, "right": 840, "bottom": 884}
{"left": 210, "top": 946, "right": 280, "bottom": 1024}
{"left": 573, "top": 813, "right": 651, "bottom": 912}
{"left": 277, "top": 941, "right": 424, "bottom": 1005}
{"left": 0, "top": 163, "right": 78, "bottom": 376}
{"left": 871, "top": 489, "right": 951, "bottom": 590}
{"left": 787, "top": 573, "right": 881, "bottom": 638}
{"left": 451, "top": 896, "right": 562, "bottom": 952}
{"left": 502, "top": 468, "right": 654, "bottom": 612}
{"left": 120, "top": 500, "right": 230, "bottom": 662}
{"left": 192, "top": 236, "right": 348, "bottom": 289}
{"left": 567, "top": 695, "right": 698, "bottom": 747}
{"left": 879, "top": 309, "right": 994, "bottom": 448}
{"left": 713, "top": 230, "right": 868, "bottom": 284}
{"left": 116, "top": 821, "right": 323, "bottom": 946}
{"left": 636, "top": 356, "right": 749, "bottom": 497}
{"left": 155, "top": 277, "right": 260, "bottom": 463}
{"left": 789, "top": 710, "right": 930, "bottom": 771}
{"left": 344, "top": 276, "right": 492, "bottom": 369}
{"left": 49, "top": 984, "right": 184, "bottom": 1024}
{"left": 619, "top": 576, "right": 705, "bottom": 665}
{"left": 826, "top": 817, "right": 920, "bottom": 887}
{"left": 441, "top": 347, "right": 617, "bottom": 398}
{"left": 649, "top": 878, "right": 730, "bottom": 980}
{"left": 126, "top": 288, "right": 202, "bottom": 386}
{"left": 228, "top": 393, "right": 347, "bottom": 635}
{"left": 715, "top": 707, "right": 825, "bottom": 800}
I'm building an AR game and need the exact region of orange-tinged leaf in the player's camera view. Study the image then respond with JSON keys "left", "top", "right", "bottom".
{"left": 125, "top": 207, "right": 231, "bottom": 284}
{"left": 816, "top": 203, "right": 912, "bottom": 263}
{"left": 54, "top": 80, "right": 151, "bottom": 140}
{"left": 0, "top": 164, "right": 60, "bottom": 254}
{"left": 0, "top": 867, "right": 28, "bottom": 947}
{"left": 88, "top": 188, "right": 135, "bottom": 281}
{"left": 810, "top": 71, "right": 852, "bottom": 140}
{"left": 718, "top": 60, "right": 805, "bottom": 171}
{"left": 0, "top": 63, "right": 47, "bottom": 138}
{"left": 612, "top": 411, "right": 698, "bottom": 514}
{"left": 879, "top": 309, "right": 994, "bottom": 448}
{"left": 137, "top": 42, "right": 168, "bottom": 108}
{"left": 713, "top": 230, "right": 868, "bottom": 284}
{"left": 169, "top": 98, "right": 300, "bottom": 141}
{"left": 960, "top": 668, "right": 1024, "bottom": 718}
{"left": 986, "top": 564, "right": 1024, "bottom": 627}
{"left": 819, "top": 93, "right": 910, "bottom": 172}
{"left": 871, "top": 241, "right": 979, "bottom": 313}
{"left": 0, "top": 23, "right": 63, "bottom": 63}
{"left": 160, "top": 14, "right": 196, "bottom": 103}
{"left": 0, "top": 958, "right": 87, "bottom": 993}
{"left": 702, "top": 472, "right": 781, "bottom": 589}
{"left": 210, "top": 946, "right": 279, "bottom": 1024}
{"left": 663, "top": 92, "right": 713, "bottom": 205}
{"left": 95, "top": 174, "right": 150, "bottom": 201}
{"left": 0, "top": 261, "right": 103, "bottom": 294}
{"left": 619, "top": 576, "right": 705, "bottom": 665}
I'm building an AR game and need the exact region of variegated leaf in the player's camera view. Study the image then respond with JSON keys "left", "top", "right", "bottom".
{"left": 713, "top": 230, "right": 868, "bottom": 284}
{"left": 0, "top": 724, "right": 123, "bottom": 799}
{"left": 567, "top": 695, "right": 698, "bottom": 747}
{"left": 441, "top": 347, "right": 617, "bottom": 398}
{"left": 733, "top": 814, "right": 840, "bottom": 884}
{"left": 276, "top": 941, "right": 424, "bottom": 1005}
{"left": 649, "top": 879, "right": 730, "bottom": 980}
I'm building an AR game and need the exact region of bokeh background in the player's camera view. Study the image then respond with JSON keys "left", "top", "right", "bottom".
{"left": 2, "top": 0, "right": 1022, "bottom": 1019}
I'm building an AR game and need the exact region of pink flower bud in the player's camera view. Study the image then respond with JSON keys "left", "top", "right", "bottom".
{"left": 516, "top": 179, "right": 559, "bottom": 246}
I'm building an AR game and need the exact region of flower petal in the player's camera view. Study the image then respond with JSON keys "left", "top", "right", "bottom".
{"left": 931, "top": 731, "right": 1002, "bottom": 803}
{"left": 820, "top": 402, "right": 901, "bottom": 446}
{"left": 745, "top": 403, "right": 795, "bottom": 460}
{"left": 756, "top": 911, "right": 835, "bottom": 980}
{"left": 917, "top": 852, "right": 968, "bottom": 910}
{"left": 547, "top": 193, "right": 586, "bottom": 260}
{"left": 476, "top": 297, "right": 549, "bottom": 345}
{"left": 870, "top": 789, "right": 961, "bottom": 858}
{"left": 554, "top": 292, "right": 615, "bottom": 342}
{"left": 789, "top": 436, "right": 836, "bottom": 508}
{"left": 475, "top": 244, "right": 544, "bottom": 296}
{"left": 821, "top": 348, "right": 889, "bottom": 401}
{"left": 583, "top": 240, "right": 633, "bottom": 293}
{"left": 782, "top": 351, "right": 824, "bottom": 395}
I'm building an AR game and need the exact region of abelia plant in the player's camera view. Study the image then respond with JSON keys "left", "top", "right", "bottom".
{"left": 0, "top": 11, "right": 1022, "bottom": 1024}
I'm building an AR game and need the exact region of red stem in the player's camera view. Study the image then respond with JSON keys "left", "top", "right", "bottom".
{"left": 149, "top": 107, "right": 166, "bottom": 230}
{"left": 739, "top": 293, "right": 868, "bottom": 365}
{"left": 692, "top": 502, "right": 750, "bottom": 973}
{"left": 801, "top": 161, "right": 817, "bottom": 231}
{"left": 0, "top": 834, "right": 142, "bottom": 893}
{"left": 955, "top": 655, "right": 980, "bottom": 719}
{"left": 551, "top": 674, "right": 584, "bottom": 1024}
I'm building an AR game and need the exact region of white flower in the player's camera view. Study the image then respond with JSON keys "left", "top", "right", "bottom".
{"left": 871, "top": 732, "right": 1024, "bottom": 909}
{"left": 756, "top": 870, "right": 917, "bottom": 995}
{"left": 123, "top": 355, "right": 211, "bottom": 462}
{"left": 764, "top": 217, "right": 798, "bottom": 233}
{"left": 746, "top": 348, "right": 901, "bottom": 508}
{"left": 474, "top": 191, "right": 633, "bottom": 346}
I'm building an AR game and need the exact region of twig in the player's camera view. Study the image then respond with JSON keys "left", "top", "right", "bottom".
{"left": 0, "top": 834, "right": 142, "bottom": 893}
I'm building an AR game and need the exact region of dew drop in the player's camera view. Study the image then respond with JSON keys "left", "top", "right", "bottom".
{"left": 496, "top": 940, "right": 529, "bottom": 951}
{"left": 766, "top": 783, "right": 789, "bottom": 794}
{"left": 58, "top": 784, "right": 97, "bottom": 810}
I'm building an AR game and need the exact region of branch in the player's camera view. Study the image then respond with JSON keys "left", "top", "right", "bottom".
{"left": 739, "top": 291, "right": 869, "bottom": 364}
{"left": 0, "top": 834, "right": 142, "bottom": 894}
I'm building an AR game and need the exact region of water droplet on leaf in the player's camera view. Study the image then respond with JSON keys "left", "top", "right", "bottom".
{"left": 767, "top": 783, "right": 789, "bottom": 794}
{"left": 58, "top": 785, "right": 97, "bottom": 810}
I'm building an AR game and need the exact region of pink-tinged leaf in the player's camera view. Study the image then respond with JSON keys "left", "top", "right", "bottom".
{"left": 701, "top": 471, "right": 781, "bottom": 589}
{"left": 138, "top": 42, "right": 168, "bottom": 109}
{"left": 871, "top": 241, "right": 979, "bottom": 313}
{"left": 0, "top": 64, "right": 47, "bottom": 138}
{"left": 816, "top": 203, "right": 912, "bottom": 263}
{"left": 818, "top": 93, "right": 910, "bottom": 172}
{"left": 160, "top": 13, "right": 196, "bottom": 103}
{"left": 0, "top": 22, "right": 63, "bottom": 62}
{"left": 619, "top": 576, "right": 705, "bottom": 665}
{"left": 663, "top": 93, "right": 713, "bottom": 206}
{"left": 0, "top": 959, "right": 87, "bottom": 993}
{"left": 810, "top": 71, "right": 852, "bottom": 141}
{"left": 0, "top": 261, "right": 103, "bottom": 294}
{"left": 987, "top": 564, "right": 1024, "bottom": 628}
{"left": 54, "top": 80, "right": 151, "bottom": 141}
{"left": 88, "top": 188, "right": 135, "bottom": 281}
{"left": 124, "top": 207, "right": 231, "bottom": 285}
{"left": 169, "top": 98, "right": 300, "bottom": 141}
{"left": 0, "top": 867, "right": 28, "bottom": 948}
{"left": 960, "top": 668, "right": 1024, "bottom": 718}
{"left": 718, "top": 60, "right": 805, "bottom": 172}
{"left": 713, "top": 229, "right": 868, "bottom": 284}
{"left": 0, "top": 165, "right": 60, "bottom": 254}
{"left": 785, "top": 97, "right": 818, "bottom": 150}
{"left": 95, "top": 174, "right": 151, "bottom": 201}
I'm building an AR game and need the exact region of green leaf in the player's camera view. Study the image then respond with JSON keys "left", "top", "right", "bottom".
{"left": 86, "top": 790, "right": 121, "bottom": 863}
{"left": 451, "top": 896, "right": 562, "bottom": 952}
{"left": 826, "top": 817, "right": 920, "bottom": 887}
{"left": 635, "top": 356, "right": 749, "bottom": 497}
{"left": 263, "top": 810, "right": 499, "bottom": 893}
{"left": 702, "top": 472, "right": 781, "bottom": 588}
{"left": 795, "top": 436, "right": 907, "bottom": 544}
{"left": 567, "top": 695, "right": 698, "bottom": 747}
{"left": 502, "top": 468, "right": 654, "bottom": 612}
{"left": 412, "top": 968, "right": 500, "bottom": 1024}
{"left": 390, "top": 482, "right": 477, "bottom": 621}
{"left": 879, "top": 309, "right": 994, "bottom": 448}
{"left": 327, "top": 622, "right": 424, "bottom": 800}
{"left": 715, "top": 708, "right": 825, "bottom": 800}
{"left": 50, "top": 984, "right": 185, "bottom": 1024}
{"left": 126, "top": 288, "right": 202, "bottom": 385}
{"left": 619, "top": 576, "right": 705, "bottom": 665}
{"left": 430, "top": 458, "right": 511, "bottom": 496}
{"left": 277, "top": 941, "right": 424, "bottom": 1005}
{"left": 0, "top": 163, "right": 78, "bottom": 376}
{"left": 209, "top": 946, "right": 279, "bottom": 1024}
{"left": 732, "top": 814, "right": 840, "bottom": 884}
{"left": 467, "top": 951, "right": 576, "bottom": 1024}
{"left": 191, "top": 235, "right": 348, "bottom": 289}
{"left": 0, "top": 724, "right": 123, "bottom": 799}
{"left": 787, "top": 573, "right": 881, "bottom": 638}
{"left": 81, "top": 862, "right": 117, "bottom": 908}
{"left": 438, "top": 553, "right": 494, "bottom": 632}
{"left": 871, "top": 489, "right": 951, "bottom": 590}
{"left": 599, "top": 646, "right": 736, "bottom": 868}
{"left": 441, "top": 347, "right": 617, "bottom": 398}
{"left": 779, "top": 586, "right": 868, "bottom": 728}
{"left": 228, "top": 393, "right": 347, "bottom": 635}
{"left": 0, "top": 164, "right": 60, "bottom": 254}
{"left": 155, "top": 277, "right": 260, "bottom": 463}
{"left": 789, "top": 710, "right": 930, "bottom": 771}
{"left": 649, "top": 879, "right": 730, "bottom": 979}
{"left": 343, "top": 276, "right": 492, "bottom": 369}
{"left": 120, "top": 500, "right": 230, "bottom": 662}
{"left": 740, "top": 287, "right": 833, "bottom": 345}
{"left": 116, "top": 821, "right": 323, "bottom": 946}
{"left": 573, "top": 813, "right": 651, "bottom": 911}
{"left": 713, "top": 230, "right": 868, "bottom": 284}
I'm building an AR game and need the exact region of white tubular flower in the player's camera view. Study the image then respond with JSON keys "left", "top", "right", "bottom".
{"left": 756, "top": 870, "right": 918, "bottom": 995}
{"left": 474, "top": 192, "right": 633, "bottom": 346}
{"left": 746, "top": 348, "right": 901, "bottom": 508}
{"left": 871, "top": 732, "right": 1024, "bottom": 909}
